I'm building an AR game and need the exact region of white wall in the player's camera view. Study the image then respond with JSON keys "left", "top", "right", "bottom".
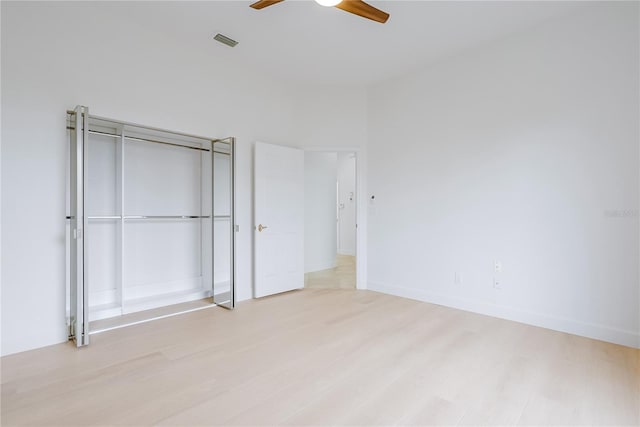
{"left": 304, "top": 152, "right": 338, "bottom": 273}
{"left": 0, "top": 3, "right": 368, "bottom": 355}
{"left": 367, "top": 4, "right": 640, "bottom": 348}
{"left": 337, "top": 152, "right": 357, "bottom": 256}
{"left": 291, "top": 85, "right": 367, "bottom": 151}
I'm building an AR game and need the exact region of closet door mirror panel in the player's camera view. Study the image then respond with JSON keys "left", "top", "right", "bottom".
{"left": 213, "top": 219, "right": 231, "bottom": 300}
{"left": 212, "top": 140, "right": 234, "bottom": 308}
{"left": 213, "top": 151, "right": 231, "bottom": 216}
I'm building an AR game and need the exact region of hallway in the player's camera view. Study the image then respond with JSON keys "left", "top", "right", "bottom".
{"left": 304, "top": 255, "right": 356, "bottom": 289}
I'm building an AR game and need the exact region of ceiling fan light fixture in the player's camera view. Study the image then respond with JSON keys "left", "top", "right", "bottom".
{"left": 250, "top": 0, "right": 389, "bottom": 24}
{"left": 315, "top": 0, "right": 342, "bottom": 7}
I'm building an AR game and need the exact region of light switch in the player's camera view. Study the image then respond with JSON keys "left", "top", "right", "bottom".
{"left": 494, "top": 260, "right": 502, "bottom": 273}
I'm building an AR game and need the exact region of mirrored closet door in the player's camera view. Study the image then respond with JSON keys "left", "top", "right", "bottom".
{"left": 67, "top": 106, "right": 235, "bottom": 346}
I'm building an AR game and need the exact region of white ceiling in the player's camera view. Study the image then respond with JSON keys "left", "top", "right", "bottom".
{"left": 113, "top": 0, "right": 589, "bottom": 86}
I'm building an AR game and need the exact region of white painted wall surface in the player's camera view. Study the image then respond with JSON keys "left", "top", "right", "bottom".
{"left": 337, "top": 152, "right": 357, "bottom": 256}
{"left": 367, "top": 4, "right": 640, "bottom": 348}
{"left": 304, "top": 152, "right": 338, "bottom": 273}
{"left": 0, "top": 3, "right": 367, "bottom": 355}
{"left": 291, "top": 85, "right": 367, "bottom": 151}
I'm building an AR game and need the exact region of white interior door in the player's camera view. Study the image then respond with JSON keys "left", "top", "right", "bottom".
{"left": 254, "top": 142, "right": 304, "bottom": 298}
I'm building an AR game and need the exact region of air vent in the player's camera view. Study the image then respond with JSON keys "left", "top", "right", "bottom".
{"left": 213, "top": 33, "right": 238, "bottom": 48}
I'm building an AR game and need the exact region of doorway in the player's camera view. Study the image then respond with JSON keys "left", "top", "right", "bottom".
{"left": 303, "top": 151, "right": 357, "bottom": 289}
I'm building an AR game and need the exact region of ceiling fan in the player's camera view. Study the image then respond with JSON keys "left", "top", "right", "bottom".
{"left": 250, "top": 0, "right": 390, "bottom": 24}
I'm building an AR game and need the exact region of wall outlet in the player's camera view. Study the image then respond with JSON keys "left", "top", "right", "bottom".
{"left": 494, "top": 260, "right": 502, "bottom": 273}
{"left": 493, "top": 278, "right": 502, "bottom": 290}
{"left": 454, "top": 272, "right": 463, "bottom": 284}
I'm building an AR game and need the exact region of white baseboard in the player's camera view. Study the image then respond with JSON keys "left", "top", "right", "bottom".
{"left": 338, "top": 249, "right": 356, "bottom": 256}
{"left": 368, "top": 281, "right": 640, "bottom": 349}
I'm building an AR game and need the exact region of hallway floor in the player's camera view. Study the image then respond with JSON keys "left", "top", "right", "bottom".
{"left": 305, "top": 254, "right": 356, "bottom": 289}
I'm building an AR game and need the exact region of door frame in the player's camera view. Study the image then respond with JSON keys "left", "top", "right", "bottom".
{"left": 304, "top": 147, "right": 366, "bottom": 290}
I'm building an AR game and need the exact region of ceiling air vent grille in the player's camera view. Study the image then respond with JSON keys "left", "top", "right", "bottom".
{"left": 213, "top": 33, "right": 238, "bottom": 47}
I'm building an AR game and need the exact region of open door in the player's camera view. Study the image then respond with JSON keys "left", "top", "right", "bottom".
{"left": 254, "top": 142, "right": 304, "bottom": 297}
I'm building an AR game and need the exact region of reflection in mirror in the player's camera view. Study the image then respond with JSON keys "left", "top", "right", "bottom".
{"left": 212, "top": 139, "right": 234, "bottom": 308}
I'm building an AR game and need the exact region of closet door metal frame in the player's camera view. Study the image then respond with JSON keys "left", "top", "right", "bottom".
{"left": 69, "top": 105, "right": 89, "bottom": 346}
{"left": 68, "top": 106, "right": 235, "bottom": 346}
{"left": 212, "top": 137, "right": 236, "bottom": 309}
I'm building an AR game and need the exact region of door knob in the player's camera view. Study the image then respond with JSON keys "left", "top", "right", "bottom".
{"left": 257, "top": 224, "right": 268, "bottom": 232}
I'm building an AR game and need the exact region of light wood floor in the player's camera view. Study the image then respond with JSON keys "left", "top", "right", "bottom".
{"left": 1, "top": 289, "right": 638, "bottom": 426}
{"left": 305, "top": 254, "right": 356, "bottom": 289}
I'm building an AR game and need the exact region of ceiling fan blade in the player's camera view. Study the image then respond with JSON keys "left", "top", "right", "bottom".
{"left": 250, "top": 0, "right": 285, "bottom": 10}
{"left": 335, "top": 0, "right": 389, "bottom": 23}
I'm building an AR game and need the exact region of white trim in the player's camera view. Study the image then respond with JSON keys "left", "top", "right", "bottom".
{"left": 368, "top": 281, "right": 640, "bottom": 349}
{"left": 337, "top": 249, "right": 356, "bottom": 256}
{"left": 303, "top": 147, "right": 366, "bottom": 290}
